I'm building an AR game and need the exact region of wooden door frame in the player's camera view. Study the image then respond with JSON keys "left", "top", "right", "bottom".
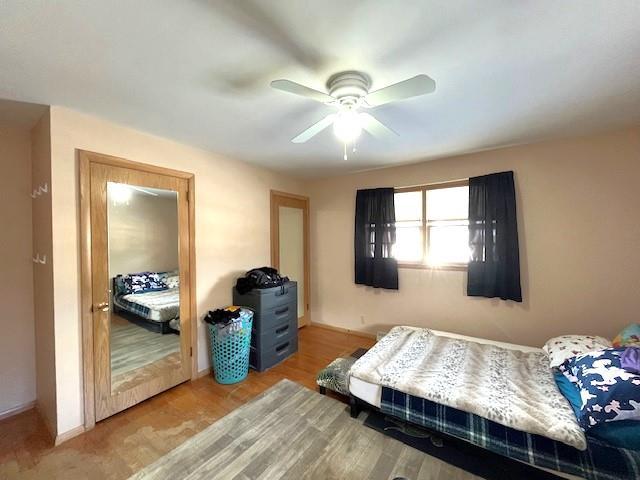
{"left": 270, "top": 190, "right": 310, "bottom": 326}
{"left": 79, "top": 150, "right": 197, "bottom": 430}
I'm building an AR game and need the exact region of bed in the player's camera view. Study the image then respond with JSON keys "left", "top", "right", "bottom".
{"left": 349, "top": 327, "right": 640, "bottom": 480}
{"left": 112, "top": 273, "right": 180, "bottom": 334}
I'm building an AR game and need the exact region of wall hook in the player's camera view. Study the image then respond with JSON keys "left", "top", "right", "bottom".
{"left": 31, "top": 183, "right": 49, "bottom": 198}
{"left": 32, "top": 253, "right": 47, "bottom": 264}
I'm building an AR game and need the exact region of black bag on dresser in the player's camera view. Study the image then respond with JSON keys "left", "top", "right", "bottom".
{"left": 234, "top": 267, "right": 289, "bottom": 295}
{"left": 233, "top": 279, "right": 298, "bottom": 372}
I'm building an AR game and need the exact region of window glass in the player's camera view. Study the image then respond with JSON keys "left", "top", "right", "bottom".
{"left": 428, "top": 224, "right": 471, "bottom": 265}
{"left": 394, "top": 191, "right": 422, "bottom": 222}
{"left": 393, "top": 183, "right": 470, "bottom": 266}
{"left": 426, "top": 186, "right": 468, "bottom": 221}
{"left": 392, "top": 222, "right": 423, "bottom": 262}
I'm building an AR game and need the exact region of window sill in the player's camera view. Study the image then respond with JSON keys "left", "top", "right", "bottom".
{"left": 398, "top": 262, "right": 468, "bottom": 272}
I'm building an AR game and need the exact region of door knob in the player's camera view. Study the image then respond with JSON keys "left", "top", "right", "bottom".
{"left": 93, "top": 302, "right": 110, "bottom": 312}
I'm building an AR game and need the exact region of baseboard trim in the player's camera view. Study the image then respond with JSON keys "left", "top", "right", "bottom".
{"left": 54, "top": 425, "right": 86, "bottom": 446}
{"left": 196, "top": 367, "right": 212, "bottom": 379}
{"left": 309, "top": 322, "right": 377, "bottom": 340}
{"left": 35, "top": 401, "right": 57, "bottom": 443}
{"left": 0, "top": 400, "right": 36, "bottom": 421}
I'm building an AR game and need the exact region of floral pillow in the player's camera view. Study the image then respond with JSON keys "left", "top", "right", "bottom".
{"left": 559, "top": 348, "right": 640, "bottom": 429}
{"left": 613, "top": 324, "right": 640, "bottom": 348}
{"left": 543, "top": 334, "right": 612, "bottom": 368}
{"left": 123, "top": 272, "right": 168, "bottom": 294}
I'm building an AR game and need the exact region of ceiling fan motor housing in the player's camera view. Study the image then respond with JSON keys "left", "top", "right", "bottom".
{"left": 326, "top": 71, "right": 371, "bottom": 107}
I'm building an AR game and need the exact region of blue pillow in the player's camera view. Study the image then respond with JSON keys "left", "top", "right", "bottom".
{"left": 613, "top": 323, "right": 640, "bottom": 348}
{"left": 558, "top": 348, "right": 640, "bottom": 429}
{"left": 554, "top": 371, "right": 640, "bottom": 450}
{"left": 554, "top": 371, "right": 582, "bottom": 417}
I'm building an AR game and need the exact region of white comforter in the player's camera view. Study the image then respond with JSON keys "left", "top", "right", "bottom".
{"left": 349, "top": 326, "right": 587, "bottom": 450}
{"left": 120, "top": 288, "right": 180, "bottom": 322}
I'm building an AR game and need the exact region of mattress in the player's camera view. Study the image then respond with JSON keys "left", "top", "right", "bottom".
{"left": 114, "top": 288, "right": 180, "bottom": 323}
{"left": 349, "top": 328, "right": 540, "bottom": 407}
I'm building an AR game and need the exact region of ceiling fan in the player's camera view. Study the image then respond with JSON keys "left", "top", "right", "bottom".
{"left": 270, "top": 71, "right": 436, "bottom": 159}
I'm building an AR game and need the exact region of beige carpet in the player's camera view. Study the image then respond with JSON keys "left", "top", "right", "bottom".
{"left": 129, "top": 379, "right": 477, "bottom": 480}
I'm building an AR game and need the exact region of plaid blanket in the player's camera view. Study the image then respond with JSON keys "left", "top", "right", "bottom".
{"left": 381, "top": 388, "right": 640, "bottom": 480}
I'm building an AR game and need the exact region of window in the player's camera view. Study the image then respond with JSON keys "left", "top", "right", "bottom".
{"left": 392, "top": 181, "right": 470, "bottom": 268}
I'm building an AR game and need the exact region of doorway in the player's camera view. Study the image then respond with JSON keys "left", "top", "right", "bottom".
{"left": 270, "top": 190, "right": 310, "bottom": 327}
{"left": 80, "top": 151, "right": 196, "bottom": 427}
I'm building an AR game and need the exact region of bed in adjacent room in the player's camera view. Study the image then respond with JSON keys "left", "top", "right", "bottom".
{"left": 349, "top": 327, "right": 640, "bottom": 480}
{"left": 112, "top": 272, "right": 180, "bottom": 334}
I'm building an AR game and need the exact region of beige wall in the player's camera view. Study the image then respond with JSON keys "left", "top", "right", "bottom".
{"left": 30, "top": 112, "right": 57, "bottom": 436}
{"left": 48, "top": 106, "right": 305, "bottom": 435}
{"left": 107, "top": 192, "right": 179, "bottom": 278}
{"left": 308, "top": 127, "right": 640, "bottom": 348}
{"left": 0, "top": 127, "right": 35, "bottom": 416}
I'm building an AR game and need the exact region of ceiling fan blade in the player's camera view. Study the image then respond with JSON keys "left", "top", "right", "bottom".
{"left": 359, "top": 113, "right": 398, "bottom": 139}
{"left": 291, "top": 114, "right": 336, "bottom": 143}
{"left": 365, "top": 74, "right": 436, "bottom": 107}
{"left": 271, "top": 79, "right": 335, "bottom": 103}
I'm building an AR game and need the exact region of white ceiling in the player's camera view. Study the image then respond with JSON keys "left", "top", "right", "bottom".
{"left": 1, "top": 1, "right": 639, "bottom": 177}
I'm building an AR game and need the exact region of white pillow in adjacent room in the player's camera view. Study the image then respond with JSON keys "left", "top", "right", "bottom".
{"left": 165, "top": 275, "right": 180, "bottom": 289}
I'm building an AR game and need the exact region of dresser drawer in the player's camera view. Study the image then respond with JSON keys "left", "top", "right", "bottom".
{"left": 253, "top": 301, "right": 296, "bottom": 334}
{"left": 233, "top": 281, "right": 297, "bottom": 312}
{"left": 249, "top": 335, "right": 298, "bottom": 372}
{"left": 251, "top": 315, "right": 297, "bottom": 351}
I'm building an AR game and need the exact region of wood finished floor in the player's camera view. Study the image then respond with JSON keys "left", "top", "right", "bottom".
{"left": 0, "top": 325, "right": 375, "bottom": 480}
{"left": 110, "top": 315, "right": 180, "bottom": 380}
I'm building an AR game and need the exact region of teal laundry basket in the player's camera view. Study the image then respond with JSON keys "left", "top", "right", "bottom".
{"left": 208, "top": 308, "right": 253, "bottom": 384}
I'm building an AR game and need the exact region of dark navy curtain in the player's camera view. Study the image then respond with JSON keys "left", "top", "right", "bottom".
{"left": 467, "top": 171, "right": 522, "bottom": 302}
{"left": 354, "top": 188, "right": 398, "bottom": 290}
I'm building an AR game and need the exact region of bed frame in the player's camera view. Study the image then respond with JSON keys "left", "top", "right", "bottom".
{"left": 113, "top": 304, "right": 177, "bottom": 334}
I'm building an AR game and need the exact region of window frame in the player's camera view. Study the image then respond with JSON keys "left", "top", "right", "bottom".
{"left": 394, "top": 179, "right": 469, "bottom": 271}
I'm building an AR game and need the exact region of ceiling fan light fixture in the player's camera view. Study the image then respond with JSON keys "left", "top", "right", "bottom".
{"left": 333, "top": 109, "right": 362, "bottom": 143}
